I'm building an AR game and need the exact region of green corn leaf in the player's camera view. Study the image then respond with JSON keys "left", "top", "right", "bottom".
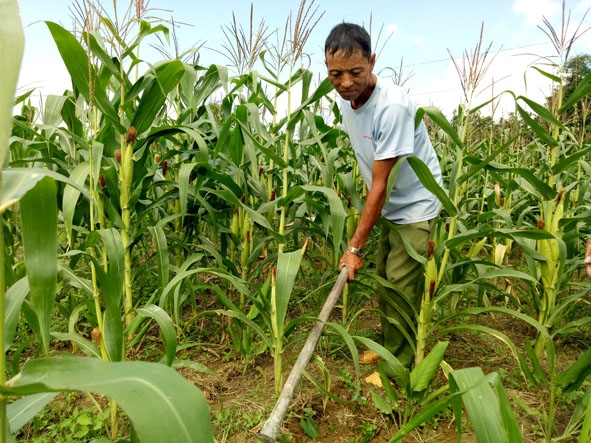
{"left": 580, "top": 390, "right": 591, "bottom": 443}
{"left": 4, "top": 277, "right": 29, "bottom": 353}
{"left": 178, "top": 162, "right": 199, "bottom": 223}
{"left": 530, "top": 65, "right": 562, "bottom": 83}
{"left": 213, "top": 189, "right": 283, "bottom": 242}
{"left": 301, "top": 185, "right": 347, "bottom": 267}
{"left": 159, "top": 267, "right": 252, "bottom": 322}
{"left": 4, "top": 357, "right": 214, "bottom": 443}
{"left": 136, "top": 305, "right": 177, "bottom": 367}
{"left": 216, "top": 309, "right": 274, "bottom": 350}
{"left": 450, "top": 368, "right": 523, "bottom": 443}
{"left": 58, "top": 262, "right": 93, "bottom": 297}
{"left": 417, "top": 106, "right": 463, "bottom": 148}
{"left": 410, "top": 341, "right": 448, "bottom": 394}
{"left": 459, "top": 135, "right": 520, "bottom": 184}
{"left": 45, "top": 22, "right": 124, "bottom": 134}
{"left": 517, "top": 95, "right": 563, "bottom": 127}
{"left": 0, "top": 0, "right": 24, "bottom": 167}
{"left": 516, "top": 102, "right": 557, "bottom": 147}
{"left": 20, "top": 177, "right": 58, "bottom": 355}
{"left": 42, "top": 95, "right": 68, "bottom": 128}
{"left": 62, "top": 162, "right": 90, "bottom": 247}
{"left": 1, "top": 170, "right": 56, "bottom": 214}
{"left": 354, "top": 336, "right": 410, "bottom": 389}
{"left": 556, "top": 348, "right": 591, "bottom": 393}
{"left": 559, "top": 70, "right": 591, "bottom": 114}
{"left": 552, "top": 145, "right": 591, "bottom": 175}
{"left": 1, "top": 168, "right": 90, "bottom": 214}
{"left": 131, "top": 60, "right": 185, "bottom": 135}
{"left": 483, "top": 163, "right": 556, "bottom": 200}
{"left": 195, "top": 64, "right": 226, "bottom": 105}
{"left": 407, "top": 157, "right": 457, "bottom": 216}
{"left": 274, "top": 250, "right": 303, "bottom": 335}
{"left": 276, "top": 77, "right": 334, "bottom": 132}
{"left": 437, "top": 323, "right": 536, "bottom": 385}
{"left": 96, "top": 229, "right": 125, "bottom": 362}
{"left": 148, "top": 226, "right": 169, "bottom": 290}
{"left": 7, "top": 392, "right": 57, "bottom": 435}
{"left": 51, "top": 332, "right": 101, "bottom": 359}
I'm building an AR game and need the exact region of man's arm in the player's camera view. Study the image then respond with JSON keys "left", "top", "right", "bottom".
{"left": 339, "top": 157, "right": 398, "bottom": 281}
{"left": 585, "top": 238, "right": 591, "bottom": 277}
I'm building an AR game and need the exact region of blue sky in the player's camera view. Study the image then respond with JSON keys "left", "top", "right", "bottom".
{"left": 16, "top": 0, "right": 591, "bottom": 117}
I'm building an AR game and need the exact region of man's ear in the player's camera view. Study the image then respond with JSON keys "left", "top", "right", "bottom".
{"left": 369, "top": 53, "right": 376, "bottom": 68}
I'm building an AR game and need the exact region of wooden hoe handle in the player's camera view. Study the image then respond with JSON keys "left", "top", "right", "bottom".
{"left": 258, "top": 266, "right": 349, "bottom": 442}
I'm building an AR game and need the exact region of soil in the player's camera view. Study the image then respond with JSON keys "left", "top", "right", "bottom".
{"left": 15, "top": 286, "right": 587, "bottom": 442}
{"left": 176, "top": 304, "right": 587, "bottom": 443}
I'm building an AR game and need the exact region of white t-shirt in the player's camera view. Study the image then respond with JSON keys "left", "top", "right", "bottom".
{"left": 340, "top": 77, "right": 443, "bottom": 224}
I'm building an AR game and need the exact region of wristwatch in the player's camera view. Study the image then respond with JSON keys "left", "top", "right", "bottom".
{"left": 347, "top": 246, "right": 363, "bottom": 257}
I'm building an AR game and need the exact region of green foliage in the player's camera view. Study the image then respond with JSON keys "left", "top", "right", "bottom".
{"left": 4, "top": 0, "right": 591, "bottom": 441}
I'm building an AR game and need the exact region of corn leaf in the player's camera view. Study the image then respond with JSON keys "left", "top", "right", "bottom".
{"left": 556, "top": 348, "right": 591, "bottom": 393}
{"left": 62, "top": 162, "right": 90, "bottom": 247}
{"left": 136, "top": 305, "right": 177, "bottom": 367}
{"left": 148, "top": 226, "right": 169, "bottom": 290}
{"left": 20, "top": 177, "right": 58, "bottom": 355}
{"left": 274, "top": 250, "right": 303, "bottom": 334}
{"left": 407, "top": 156, "right": 457, "bottom": 216}
{"left": 4, "top": 357, "right": 214, "bottom": 443}
{"left": 580, "top": 392, "right": 591, "bottom": 443}
{"left": 450, "top": 368, "right": 523, "bottom": 443}
{"left": 354, "top": 336, "right": 410, "bottom": 389}
{"left": 1, "top": 168, "right": 90, "bottom": 214}
{"left": 559, "top": 71, "right": 591, "bottom": 114}
{"left": 96, "top": 229, "right": 125, "bottom": 362}
{"left": 301, "top": 185, "right": 346, "bottom": 267}
{"left": 45, "top": 21, "right": 124, "bottom": 134}
{"left": 0, "top": 0, "right": 24, "bottom": 167}
{"left": 7, "top": 392, "right": 57, "bottom": 435}
{"left": 516, "top": 102, "right": 557, "bottom": 148}
{"left": 410, "top": 341, "right": 448, "bottom": 394}
{"left": 4, "top": 277, "right": 29, "bottom": 353}
{"left": 131, "top": 60, "right": 185, "bottom": 135}
{"left": 50, "top": 332, "right": 101, "bottom": 359}
{"left": 417, "top": 106, "right": 463, "bottom": 148}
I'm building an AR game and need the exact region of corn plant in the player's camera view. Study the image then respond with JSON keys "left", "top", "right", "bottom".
{"left": 1, "top": 2, "right": 214, "bottom": 442}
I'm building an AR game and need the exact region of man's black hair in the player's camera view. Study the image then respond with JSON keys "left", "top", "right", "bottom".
{"left": 325, "top": 23, "right": 372, "bottom": 59}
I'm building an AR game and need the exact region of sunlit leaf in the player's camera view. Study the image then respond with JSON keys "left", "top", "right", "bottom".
{"left": 0, "top": 0, "right": 24, "bottom": 166}
{"left": 21, "top": 177, "right": 57, "bottom": 354}
{"left": 4, "top": 357, "right": 214, "bottom": 443}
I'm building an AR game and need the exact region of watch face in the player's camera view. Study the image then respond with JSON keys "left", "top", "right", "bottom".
{"left": 349, "top": 246, "right": 363, "bottom": 256}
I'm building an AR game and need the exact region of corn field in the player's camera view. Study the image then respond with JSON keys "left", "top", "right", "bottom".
{"left": 2, "top": 0, "right": 591, "bottom": 442}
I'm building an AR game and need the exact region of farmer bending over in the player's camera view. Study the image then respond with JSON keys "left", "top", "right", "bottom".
{"left": 325, "top": 22, "right": 443, "bottom": 387}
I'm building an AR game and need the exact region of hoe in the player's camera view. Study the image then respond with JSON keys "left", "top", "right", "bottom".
{"left": 258, "top": 266, "right": 349, "bottom": 442}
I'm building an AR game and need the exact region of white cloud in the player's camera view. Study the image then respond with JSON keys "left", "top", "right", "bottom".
{"left": 387, "top": 23, "right": 399, "bottom": 35}
{"left": 513, "top": 0, "right": 561, "bottom": 26}
{"left": 408, "top": 44, "right": 557, "bottom": 119}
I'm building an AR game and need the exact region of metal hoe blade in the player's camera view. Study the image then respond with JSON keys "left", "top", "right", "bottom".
{"left": 258, "top": 266, "right": 349, "bottom": 442}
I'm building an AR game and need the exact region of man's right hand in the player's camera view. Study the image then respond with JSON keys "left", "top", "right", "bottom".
{"left": 339, "top": 250, "right": 363, "bottom": 282}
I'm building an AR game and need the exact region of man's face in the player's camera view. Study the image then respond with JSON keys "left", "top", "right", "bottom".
{"left": 325, "top": 48, "right": 375, "bottom": 106}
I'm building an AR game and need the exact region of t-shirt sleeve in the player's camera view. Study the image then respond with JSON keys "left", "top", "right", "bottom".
{"left": 373, "top": 104, "right": 415, "bottom": 160}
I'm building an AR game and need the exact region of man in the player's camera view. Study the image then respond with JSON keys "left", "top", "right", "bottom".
{"left": 325, "top": 23, "right": 443, "bottom": 386}
{"left": 586, "top": 239, "right": 591, "bottom": 277}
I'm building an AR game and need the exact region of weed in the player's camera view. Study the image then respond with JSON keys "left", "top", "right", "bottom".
{"left": 16, "top": 393, "right": 112, "bottom": 442}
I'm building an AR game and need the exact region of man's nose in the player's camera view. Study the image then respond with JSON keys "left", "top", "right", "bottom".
{"left": 341, "top": 74, "right": 353, "bottom": 88}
